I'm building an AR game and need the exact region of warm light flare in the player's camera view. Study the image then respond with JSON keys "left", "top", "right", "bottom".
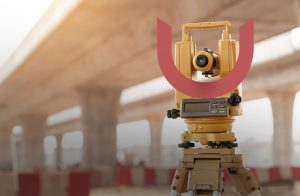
{"left": 0, "top": 0, "right": 54, "bottom": 66}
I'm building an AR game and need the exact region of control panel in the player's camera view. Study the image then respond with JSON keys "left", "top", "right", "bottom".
{"left": 181, "top": 98, "right": 228, "bottom": 118}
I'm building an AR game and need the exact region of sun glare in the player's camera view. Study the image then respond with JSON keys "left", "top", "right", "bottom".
{"left": 0, "top": 0, "right": 54, "bottom": 66}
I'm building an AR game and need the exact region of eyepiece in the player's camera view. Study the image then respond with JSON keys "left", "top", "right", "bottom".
{"left": 195, "top": 55, "right": 208, "bottom": 68}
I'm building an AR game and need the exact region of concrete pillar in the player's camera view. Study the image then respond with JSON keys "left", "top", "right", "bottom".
{"left": 19, "top": 114, "right": 47, "bottom": 170}
{"left": 78, "top": 87, "right": 121, "bottom": 168}
{"left": 268, "top": 91, "right": 296, "bottom": 167}
{"left": 147, "top": 114, "right": 164, "bottom": 167}
{"left": 0, "top": 126, "right": 12, "bottom": 170}
{"left": 55, "top": 134, "right": 63, "bottom": 170}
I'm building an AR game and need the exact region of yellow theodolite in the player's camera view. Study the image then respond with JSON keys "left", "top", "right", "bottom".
{"left": 167, "top": 21, "right": 261, "bottom": 196}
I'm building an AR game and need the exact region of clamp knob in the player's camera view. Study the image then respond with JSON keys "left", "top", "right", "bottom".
{"left": 228, "top": 93, "right": 242, "bottom": 106}
{"left": 167, "top": 109, "right": 180, "bottom": 119}
{"left": 178, "top": 142, "right": 195, "bottom": 148}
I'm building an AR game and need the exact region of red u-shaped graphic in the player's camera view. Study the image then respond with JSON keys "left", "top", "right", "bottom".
{"left": 157, "top": 18, "right": 254, "bottom": 98}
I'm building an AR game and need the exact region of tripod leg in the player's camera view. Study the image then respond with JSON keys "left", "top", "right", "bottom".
{"left": 228, "top": 167, "right": 261, "bottom": 196}
{"left": 171, "top": 167, "right": 189, "bottom": 194}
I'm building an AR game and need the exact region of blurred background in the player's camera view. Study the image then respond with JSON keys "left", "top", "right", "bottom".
{"left": 0, "top": 0, "right": 300, "bottom": 195}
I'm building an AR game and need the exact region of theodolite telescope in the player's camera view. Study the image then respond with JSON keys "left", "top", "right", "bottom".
{"left": 167, "top": 21, "right": 260, "bottom": 196}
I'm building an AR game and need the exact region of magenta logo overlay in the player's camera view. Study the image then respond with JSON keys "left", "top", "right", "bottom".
{"left": 156, "top": 18, "right": 254, "bottom": 98}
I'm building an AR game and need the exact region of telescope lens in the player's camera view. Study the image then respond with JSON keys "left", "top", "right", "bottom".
{"left": 195, "top": 55, "right": 208, "bottom": 68}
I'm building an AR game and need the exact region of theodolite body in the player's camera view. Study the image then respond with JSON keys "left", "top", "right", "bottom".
{"left": 175, "top": 21, "right": 241, "bottom": 117}
{"left": 168, "top": 21, "right": 243, "bottom": 148}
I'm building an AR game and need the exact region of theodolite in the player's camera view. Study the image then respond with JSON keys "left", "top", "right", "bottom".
{"left": 167, "top": 21, "right": 261, "bottom": 196}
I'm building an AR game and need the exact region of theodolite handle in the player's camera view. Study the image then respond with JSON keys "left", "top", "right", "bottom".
{"left": 182, "top": 21, "right": 231, "bottom": 41}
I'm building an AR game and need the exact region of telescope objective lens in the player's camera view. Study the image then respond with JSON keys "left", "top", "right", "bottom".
{"left": 196, "top": 55, "right": 208, "bottom": 68}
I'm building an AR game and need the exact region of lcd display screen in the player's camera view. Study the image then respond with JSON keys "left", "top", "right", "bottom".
{"left": 184, "top": 101, "right": 210, "bottom": 112}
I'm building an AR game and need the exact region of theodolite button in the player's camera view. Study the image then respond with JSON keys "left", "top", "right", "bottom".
{"left": 167, "top": 109, "right": 180, "bottom": 119}
{"left": 210, "top": 105, "right": 218, "bottom": 108}
{"left": 229, "top": 93, "right": 242, "bottom": 106}
{"left": 211, "top": 100, "right": 218, "bottom": 104}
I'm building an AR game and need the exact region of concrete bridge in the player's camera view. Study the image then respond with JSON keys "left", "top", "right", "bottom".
{"left": 0, "top": 0, "right": 300, "bottom": 171}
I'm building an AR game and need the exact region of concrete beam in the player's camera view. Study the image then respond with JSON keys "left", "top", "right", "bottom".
{"left": 244, "top": 52, "right": 300, "bottom": 94}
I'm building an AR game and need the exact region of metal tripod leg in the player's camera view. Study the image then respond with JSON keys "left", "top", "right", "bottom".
{"left": 171, "top": 167, "right": 189, "bottom": 193}
{"left": 228, "top": 167, "right": 261, "bottom": 196}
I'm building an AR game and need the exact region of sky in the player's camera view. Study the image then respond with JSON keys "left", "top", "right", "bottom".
{"left": 0, "top": 0, "right": 53, "bottom": 66}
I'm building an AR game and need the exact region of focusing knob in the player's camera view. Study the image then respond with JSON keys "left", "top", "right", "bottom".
{"left": 229, "top": 93, "right": 242, "bottom": 106}
{"left": 167, "top": 109, "right": 180, "bottom": 119}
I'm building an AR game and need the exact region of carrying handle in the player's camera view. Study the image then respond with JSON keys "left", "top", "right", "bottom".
{"left": 182, "top": 21, "right": 231, "bottom": 41}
